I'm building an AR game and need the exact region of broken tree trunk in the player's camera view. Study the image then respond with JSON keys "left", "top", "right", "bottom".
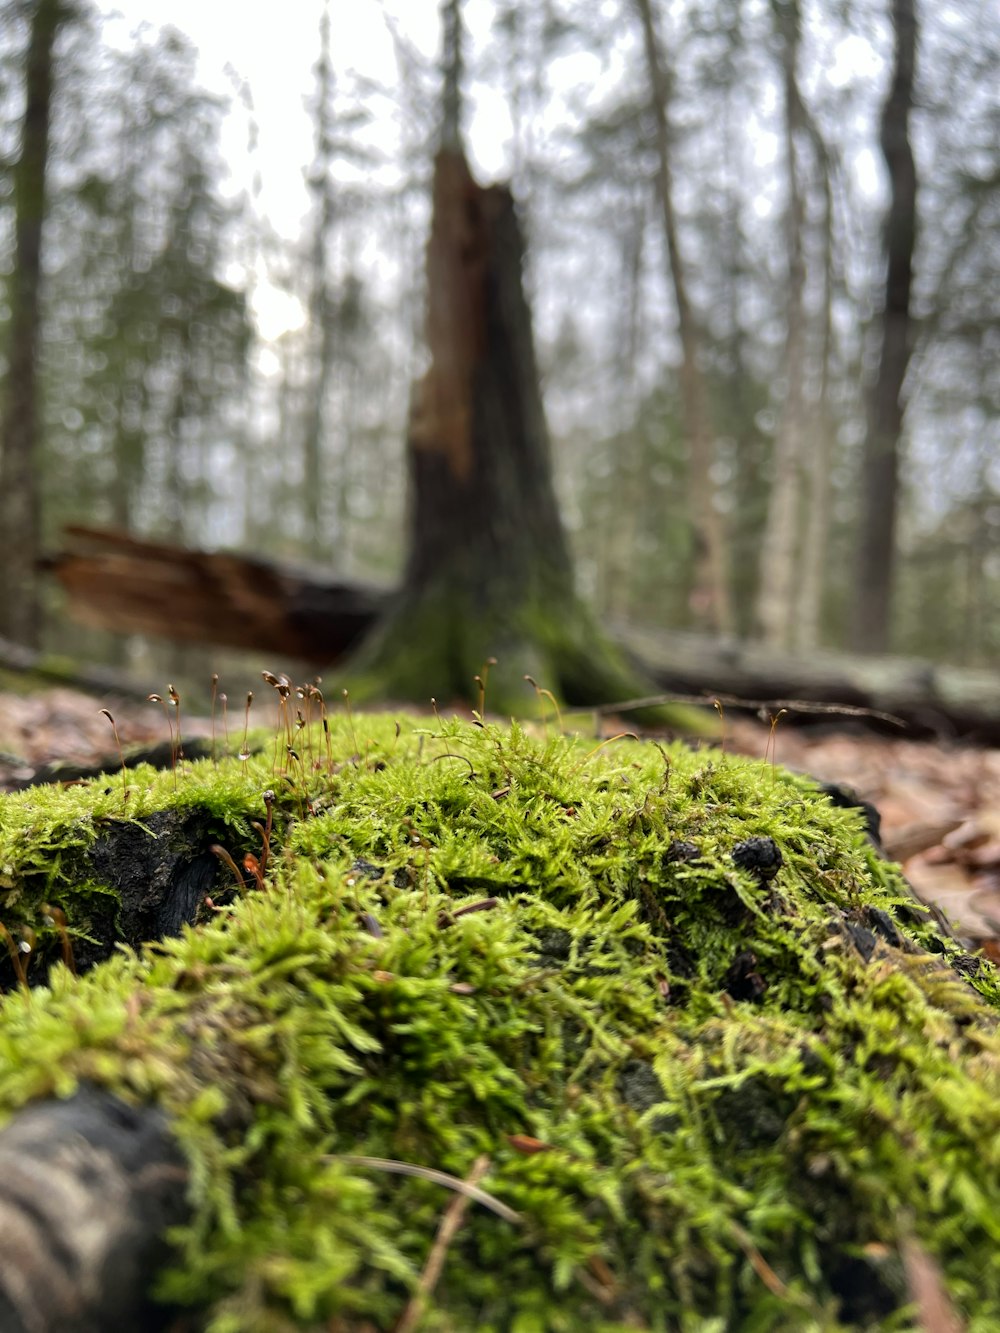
{"left": 44, "top": 524, "right": 386, "bottom": 663}
{"left": 341, "top": 148, "right": 655, "bottom": 713}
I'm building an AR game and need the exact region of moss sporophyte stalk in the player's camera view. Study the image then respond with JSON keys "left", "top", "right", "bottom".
{"left": 0, "top": 710, "right": 998, "bottom": 1329}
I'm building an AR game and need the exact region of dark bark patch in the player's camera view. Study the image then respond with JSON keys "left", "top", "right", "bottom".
{"left": 865, "top": 904, "right": 903, "bottom": 948}
{"left": 617, "top": 1060, "right": 677, "bottom": 1133}
{"left": 827, "top": 1249, "right": 905, "bottom": 1326}
{"left": 348, "top": 857, "right": 384, "bottom": 882}
{"left": 532, "top": 926, "right": 573, "bottom": 968}
{"left": 664, "top": 839, "right": 700, "bottom": 864}
{"left": 819, "top": 782, "right": 883, "bottom": 847}
{"left": 712, "top": 1074, "right": 791, "bottom": 1150}
{"left": 844, "top": 921, "right": 879, "bottom": 964}
{"left": 0, "top": 1085, "right": 188, "bottom": 1333}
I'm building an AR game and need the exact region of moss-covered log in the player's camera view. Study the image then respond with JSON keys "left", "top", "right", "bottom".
{"left": 0, "top": 714, "right": 997, "bottom": 1329}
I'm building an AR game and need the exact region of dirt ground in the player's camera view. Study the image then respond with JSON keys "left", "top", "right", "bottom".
{"left": 1, "top": 682, "right": 998, "bottom": 953}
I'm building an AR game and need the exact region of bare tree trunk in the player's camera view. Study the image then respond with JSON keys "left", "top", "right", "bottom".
{"left": 301, "top": 0, "right": 336, "bottom": 556}
{"left": 756, "top": 0, "right": 810, "bottom": 649}
{"left": 0, "top": 0, "right": 64, "bottom": 647}
{"left": 341, "top": 3, "right": 671, "bottom": 714}
{"left": 440, "top": 0, "right": 464, "bottom": 150}
{"left": 795, "top": 147, "right": 836, "bottom": 651}
{"left": 633, "top": 0, "right": 731, "bottom": 635}
{"left": 851, "top": 0, "right": 918, "bottom": 653}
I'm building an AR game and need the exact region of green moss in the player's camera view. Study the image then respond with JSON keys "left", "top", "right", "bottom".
{"left": 0, "top": 714, "right": 998, "bottom": 1330}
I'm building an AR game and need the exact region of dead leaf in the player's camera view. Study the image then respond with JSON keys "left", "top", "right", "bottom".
{"left": 884, "top": 821, "right": 963, "bottom": 863}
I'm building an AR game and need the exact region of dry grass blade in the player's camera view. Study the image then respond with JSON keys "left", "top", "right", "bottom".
{"left": 333, "top": 1154, "right": 520, "bottom": 1225}
{"left": 729, "top": 1222, "right": 790, "bottom": 1300}
{"left": 395, "top": 1153, "right": 492, "bottom": 1333}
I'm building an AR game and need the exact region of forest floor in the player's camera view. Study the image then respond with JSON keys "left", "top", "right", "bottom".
{"left": 0, "top": 679, "right": 998, "bottom": 955}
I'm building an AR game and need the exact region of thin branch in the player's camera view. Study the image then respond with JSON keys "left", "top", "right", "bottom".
{"left": 582, "top": 691, "right": 907, "bottom": 729}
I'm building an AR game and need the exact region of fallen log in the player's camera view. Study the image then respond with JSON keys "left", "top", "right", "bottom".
{"left": 43, "top": 525, "right": 387, "bottom": 663}
{"left": 614, "top": 621, "right": 1000, "bottom": 744}
{"left": 43, "top": 525, "right": 1000, "bottom": 741}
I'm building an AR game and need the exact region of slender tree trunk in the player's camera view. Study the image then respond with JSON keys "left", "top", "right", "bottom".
{"left": 163, "top": 318, "right": 195, "bottom": 544}
{"left": 610, "top": 192, "right": 647, "bottom": 625}
{"left": 795, "top": 147, "right": 836, "bottom": 652}
{"left": 302, "top": 1, "right": 336, "bottom": 556}
{"left": 0, "top": 0, "right": 64, "bottom": 647}
{"left": 440, "top": 0, "right": 464, "bottom": 151}
{"left": 719, "top": 78, "right": 763, "bottom": 638}
{"left": 851, "top": 0, "right": 918, "bottom": 653}
{"left": 633, "top": 0, "right": 731, "bottom": 635}
{"left": 756, "top": 0, "right": 809, "bottom": 649}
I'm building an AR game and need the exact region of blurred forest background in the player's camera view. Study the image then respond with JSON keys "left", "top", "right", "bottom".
{"left": 0, "top": 0, "right": 997, "bottom": 691}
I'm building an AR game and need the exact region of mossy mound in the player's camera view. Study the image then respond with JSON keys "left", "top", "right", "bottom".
{"left": 0, "top": 715, "right": 998, "bottom": 1330}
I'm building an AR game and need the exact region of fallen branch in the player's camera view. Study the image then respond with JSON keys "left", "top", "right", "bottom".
{"left": 395, "top": 1154, "right": 493, "bottom": 1333}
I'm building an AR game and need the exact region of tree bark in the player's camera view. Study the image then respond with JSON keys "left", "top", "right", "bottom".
{"left": 794, "top": 122, "right": 837, "bottom": 651}
{"left": 0, "top": 0, "right": 65, "bottom": 648}
{"left": 756, "top": 0, "right": 808, "bottom": 649}
{"left": 0, "top": 1087, "right": 188, "bottom": 1333}
{"left": 852, "top": 0, "right": 918, "bottom": 653}
{"left": 633, "top": 0, "right": 731, "bottom": 635}
{"left": 343, "top": 148, "right": 651, "bottom": 712}
{"left": 301, "top": 1, "right": 337, "bottom": 555}
{"left": 440, "top": 0, "right": 464, "bottom": 151}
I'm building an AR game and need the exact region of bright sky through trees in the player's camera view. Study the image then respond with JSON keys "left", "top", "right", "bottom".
{"left": 94, "top": 1, "right": 888, "bottom": 342}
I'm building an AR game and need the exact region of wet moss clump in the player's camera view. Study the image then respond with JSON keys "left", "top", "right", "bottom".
{"left": 0, "top": 713, "right": 999, "bottom": 1331}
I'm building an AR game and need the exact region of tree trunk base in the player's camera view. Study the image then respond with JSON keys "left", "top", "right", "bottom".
{"left": 342, "top": 576, "right": 709, "bottom": 730}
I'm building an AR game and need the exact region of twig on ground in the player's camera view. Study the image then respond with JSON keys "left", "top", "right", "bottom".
{"left": 585, "top": 690, "right": 907, "bottom": 729}
{"left": 394, "top": 1154, "right": 492, "bottom": 1333}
